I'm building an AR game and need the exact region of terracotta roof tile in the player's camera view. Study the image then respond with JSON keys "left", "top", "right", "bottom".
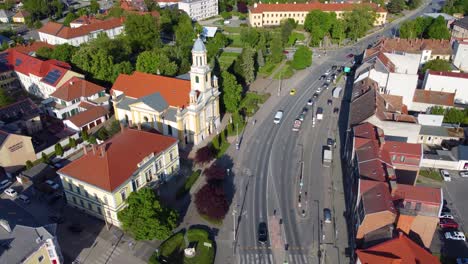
{"left": 375, "top": 38, "right": 452, "bottom": 55}
{"left": 356, "top": 233, "right": 440, "bottom": 264}
{"left": 50, "top": 77, "right": 105, "bottom": 101}
{"left": 392, "top": 184, "right": 441, "bottom": 205}
{"left": 112, "top": 71, "right": 191, "bottom": 108}
{"left": 427, "top": 70, "right": 468, "bottom": 79}
{"left": 58, "top": 128, "right": 177, "bottom": 192}
{"left": 10, "top": 41, "right": 55, "bottom": 55}
{"left": 65, "top": 106, "right": 109, "bottom": 128}
{"left": 39, "top": 17, "right": 124, "bottom": 40}
{"left": 249, "top": 2, "right": 386, "bottom": 13}
{"left": 413, "top": 89, "right": 455, "bottom": 106}
{"left": 396, "top": 214, "right": 415, "bottom": 234}
{"left": 361, "top": 181, "right": 396, "bottom": 214}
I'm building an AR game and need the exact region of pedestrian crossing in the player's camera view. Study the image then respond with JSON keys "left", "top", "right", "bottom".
{"left": 238, "top": 253, "right": 309, "bottom": 264}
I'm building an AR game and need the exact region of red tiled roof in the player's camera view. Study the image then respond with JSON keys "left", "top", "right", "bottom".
{"left": 393, "top": 184, "right": 441, "bottom": 205}
{"left": 58, "top": 128, "right": 177, "bottom": 192}
{"left": 413, "top": 89, "right": 455, "bottom": 106}
{"left": 383, "top": 141, "right": 421, "bottom": 159}
{"left": 78, "top": 101, "right": 96, "bottom": 110}
{"left": 356, "top": 232, "right": 441, "bottom": 264}
{"left": 427, "top": 70, "right": 468, "bottom": 79}
{"left": 50, "top": 77, "right": 105, "bottom": 101}
{"left": 361, "top": 181, "right": 396, "bottom": 214}
{"left": 376, "top": 52, "right": 396, "bottom": 73}
{"left": 249, "top": 2, "right": 386, "bottom": 13}
{"left": 38, "top": 17, "right": 124, "bottom": 40}
{"left": 70, "top": 15, "right": 102, "bottom": 26}
{"left": 353, "top": 122, "right": 384, "bottom": 140}
{"left": 65, "top": 106, "right": 109, "bottom": 128}
{"left": 112, "top": 71, "right": 191, "bottom": 108}
{"left": 374, "top": 38, "right": 452, "bottom": 55}
{"left": 10, "top": 41, "right": 55, "bottom": 55}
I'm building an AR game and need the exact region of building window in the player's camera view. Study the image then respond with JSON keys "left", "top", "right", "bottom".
{"left": 80, "top": 200, "right": 84, "bottom": 207}
{"left": 68, "top": 182, "right": 73, "bottom": 191}
{"left": 97, "top": 207, "right": 102, "bottom": 215}
{"left": 38, "top": 256, "right": 44, "bottom": 262}
{"left": 76, "top": 185, "right": 82, "bottom": 195}
{"left": 72, "top": 196, "right": 77, "bottom": 204}
{"left": 170, "top": 151, "right": 174, "bottom": 161}
{"left": 404, "top": 201, "right": 412, "bottom": 209}
{"left": 195, "top": 76, "right": 199, "bottom": 83}
{"left": 88, "top": 202, "right": 92, "bottom": 210}
{"left": 107, "top": 211, "right": 111, "bottom": 218}
{"left": 121, "top": 190, "right": 127, "bottom": 201}
{"left": 103, "top": 196, "right": 108, "bottom": 204}
{"left": 400, "top": 156, "right": 405, "bottom": 162}
{"left": 94, "top": 193, "right": 98, "bottom": 201}
{"left": 415, "top": 202, "right": 422, "bottom": 211}
{"left": 391, "top": 155, "right": 396, "bottom": 161}
{"left": 84, "top": 190, "right": 89, "bottom": 198}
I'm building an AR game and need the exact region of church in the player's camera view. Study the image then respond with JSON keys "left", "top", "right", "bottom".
{"left": 111, "top": 36, "right": 221, "bottom": 146}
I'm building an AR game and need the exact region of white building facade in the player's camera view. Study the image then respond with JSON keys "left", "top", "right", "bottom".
{"left": 422, "top": 71, "right": 468, "bottom": 105}
{"left": 453, "top": 41, "right": 468, "bottom": 72}
{"left": 178, "top": 0, "right": 218, "bottom": 21}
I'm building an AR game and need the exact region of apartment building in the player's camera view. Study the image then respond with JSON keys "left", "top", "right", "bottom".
{"left": 248, "top": 2, "right": 387, "bottom": 27}
{"left": 178, "top": 0, "right": 218, "bottom": 21}
{"left": 57, "top": 128, "right": 179, "bottom": 227}
{"left": 0, "top": 129, "right": 36, "bottom": 175}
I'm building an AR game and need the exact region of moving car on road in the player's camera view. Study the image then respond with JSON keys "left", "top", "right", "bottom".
{"left": 324, "top": 208, "right": 332, "bottom": 223}
{"left": 258, "top": 222, "right": 268, "bottom": 244}
{"left": 440, "top": 169, "right": 451, "bottom": 182}
{"left": 307, "top": 98, "right": 314, "bottom": 106}
{"left": 292, "top": 119, "right": 302, "bottom": 131}
{"left": 333, "top": 107, "right": 340, "bottom": 114}
{"left": 274, "top": 110, "right": 284, "bottom": 124}
{"left": 316, "top": 107, "right": 323, "bottom": 120}
{"left": 4, "top": 188, "right": 17, "bottom": 198}
{"left": 290, "top": 89, "right": 296, "bottom": 95}
{"left": 327, "top": 99, "right": 332, "bottom": 105}
{"left": 445, "top": 231, "right": 466, "bottom": 241}
{"left": 439, "top": 219, "right": 459, "bottom": 229}
{"left": 313, "top": 93, "right": 319, "bottom": 99}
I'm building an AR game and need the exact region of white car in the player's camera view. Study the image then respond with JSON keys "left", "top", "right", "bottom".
{"left": 4, "top": 188, "right": 17, "bottom": 198}
{"left": 45, "top": 180, "right": 60, "bottom": 190}
{"left": 440, "top": 170, "right": 451, "bottom": 182}
{"left": 445, "top": 231, "right": 466, "bottom": 241}
{"left": 459, "top": 171, "right": 468, "bottom": 178}
{"left": 273, "top": 110, "right": 284, "bottom": 124}
{"left": 307, "top": 99, "right": 313, "bottom": 106}
{"left": 440, "top": 213, "right": 455, "bottom": 220}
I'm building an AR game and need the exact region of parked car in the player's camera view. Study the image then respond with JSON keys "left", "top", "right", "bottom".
{"left": 440, "top": 170, "right": 451, "bottom": 182}
{"left": 459, "top": 171, "right": 468, "bottom": 178}
{"left": 4, "top": 188, "right": 17, "bottom": 198}
{"left": 333, "top": 107, "right": 340, "bottom": 114}
{"left": 46, "top": 180, "right": 60, "bottom": 190}
{"left": 445, "top": 231, "right": 466, "bottom": 241}
{"left": 258, "top": 222, "right": 268, "bottom": 244}
{"left": 18, "top": 194, "right": 30, "bottom": 204}
{"left": 439, "top": 213, "right": 455, "bottom": 220}
{"left": 324, "top": 208, "right": 332, "bottom": 223}
{"left": 457, "top": 258, "right": 468, "bottom": 264}
{"left": 321, "top": 83, "right": 329, "bottom": 89}
{"left": 307, "top": 99, "right": 314, "bottom": 106}
{"left": 298, "top": 113, "right": 305, "bottom": 122}
{"left": 313, "top": 93, "right": 319, "bottom": 99}
{"left": 439, "top": 219, "right": 459, "bottom": 229}
{"left": 324, "top": 69, "right": 332, "bottom": 76}
{"left": 319, "top": 75, "right": 326, "bottom": 80}
{"left": 327, "top": 99, "right": 332, "bottom": 105}
{"left": 331, "top": 65, "right": 337, "bottom": 71}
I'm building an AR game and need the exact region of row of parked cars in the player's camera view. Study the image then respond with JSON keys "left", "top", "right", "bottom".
{"left": 440, "top": 169, "right": 468, "bottom": 182}
{"left": 440, "top": 201, "right": 466, "bottom": 241}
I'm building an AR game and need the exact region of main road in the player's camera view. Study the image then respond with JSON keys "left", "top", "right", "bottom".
{"left": 232, "top": 1, "right": 442, "bottom": 263}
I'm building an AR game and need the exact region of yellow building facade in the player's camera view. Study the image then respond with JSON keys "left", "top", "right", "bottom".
{"left": 0, "top": 130, "right": 36, "bottom": 175}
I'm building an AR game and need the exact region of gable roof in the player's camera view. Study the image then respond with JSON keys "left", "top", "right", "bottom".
{"left": 0, "top": 9, "right": 13, "bottom": 18}
{"left": 454, "top": 16, "right": 468, "bottom": 30}
{"left": 10, "top": 41, "right": 55, "bottom": 55}
{"left": 38, "top": 17, "right": 124, "bottom": 40}
{"left": 392, "top": 184, "right": 441, "bottom": 205}
{"left": 356, "top": 233, "right": 440, "bottom": 264}
{"left": 112, "top": 71, "right": 191, "bottom": 108}
{"left": 249, "top": 2, "right": 386, "bottom": 13}
{"left": 13, "top": 10, "right": 29, "bottom": 19}
{"left": 138, "top": 92, "right": 169, "bottom": 112}
{"left": 50, "top": 77, "right": 105, "bottom": 101}
{"left": 0, "top": 98, "right": 40, "bottom": 122}
{"left": 372, "top": 38, "right": 452, "bottom": 55}
{"left": 361, "top": 181, "right": 396, "bottom": 215}
{"left": 413, "top": 89, "right": 455, "bottom": 106}
{"left": 58, "top": 128, "right": 177, "bottom": 192}
{"left": 65, "top": 105, "right": 108, "bottom": 128}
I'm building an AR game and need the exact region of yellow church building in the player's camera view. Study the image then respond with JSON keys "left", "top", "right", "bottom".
{"left": 111, "top": 36, "right": 221, "bottom": 146}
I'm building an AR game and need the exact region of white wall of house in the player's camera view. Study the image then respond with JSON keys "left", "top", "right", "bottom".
{"left": 64, "top": 115, "right": 107, "bottom": 132}
{"left": 421, "top": 157, "right": 459, "bottom": 170}
{"left": 39, "top": 26, "right": 124, "bottom": 47}
{"left": 384, "top": 52, "right": 420, "bottom": 74}
{"left": 385, "top": 73, "right": 418, "bottom": 108}
{"left": 366, "top": 115, "right": 421, "bottom": 143}
{"left": 453, "top": 41, "right": 468, "bottom": 72}
{"left": 178, "top": 0, "right": 218, "bottom": 20}
{"left": 422, "top": 73, "right": 468, "bottom": 105}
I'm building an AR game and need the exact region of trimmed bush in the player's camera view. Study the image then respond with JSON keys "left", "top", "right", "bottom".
{"left": 176, "top": 170, "right": 202, "bottom": 199}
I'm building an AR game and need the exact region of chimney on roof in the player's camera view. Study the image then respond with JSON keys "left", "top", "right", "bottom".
{"left": 293, "top": 1, "right": 296, "bottom": 3}
{"left": 276, "top": 1, "right": 278, "bottom": 3}
{"left": 254, "top": 2, "right": 257, "bottom": 7}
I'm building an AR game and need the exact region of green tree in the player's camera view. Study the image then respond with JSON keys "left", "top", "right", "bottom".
{"left": 25, "top": 160, "right": 34, "bottom": 170}
{"left": 136, "top": 50, "right": 178, "bottom": 76}
{"left": 175, "top": 13, "right": 196, "bottom": 47}
{"left": 408, "top": 0, "right": 422, "bottom": 9}
{"left": 51, "top": 0, "right": 63, "bottom": 18}
{"left": 63, "top": 12, "right": 78, "bottom": 26}
{"left": 257, "top": 49, "right": 265, "bottom": 67}
{"left": 0, "top": 41, "right": 9, "bottom": 52}
{"left": 144, "top": 0, "right": 157, "bottom": 11}
{"left": 124, "top": 14, "right": 160, "bottom": 52}
{"left": 41, "top": 152, "right": 49, "bottom": 163}
{"left": 0, "top": 88, "right": 13, "bottom": 107}
{"left": 427, "top": 16, "right": 451, "bottom": 40}
{"left": 399, "top": 20, "right": 418, "bottom": 38}
{"left": 422, "top": 59, "right": 452, "bottom": 72}
{"left": 55, "top": 143, "right": 64, "bottom": 156}
{"left": 97, "top": 127, "right": 109, "bottom": 141}
{"left": 330, "top": 20, "right": 345, "bottom": 44}
{"left": 117, "top": 187, "right": 179, "bottom": 240}
{"left": 344, "top": 7, "right": 376, "bottom": 41}
{"left": 23, "top": 0, "right": 49, "bottom": 21}
{"left": 269, "top": 35, "right": 284, "bottom": 63}
{"left": 240, "top": 28, "right": 260, "bottom": 47}
{"left": 291, "top": 46, "right": 312, "bottom": 70}
{"left": 81, "top": 130, "right": 89, "bottom": 141}
{"left": 240, "top": 47, "right": 256, "bottom": 84}
{"left": 69, "top": 137, "right": 77, "bottom": 148}
{"left": 51, "top": 44, "right": 78, "bottom": 62}
{"left": 280, "top": 18, "right": 296, "bottom": 45}
{"left": 221, "top": 71, "right": 242, "bottom": 113}
{"left": 444, "top": 108, "right": 465, "bottom": 124}
{"left": 205, "top": 33, "right": 228, "bottom": 60}
{"left": 387, "top": 0, "right": 406, "bottom": 13}
{"left": 88, "top": 135, "right": 97, "bottom": 144}
{"left": 89, "top": 0, "right": 100, "bottom": 14}
{"left": 430, "top": 106, "right": 446, "bottom": 115}
{"left": 113, "top": 61, "right": 134, "bottom": 81}
{"left": 304, "top": 10, "right": 335, "bottom": 46}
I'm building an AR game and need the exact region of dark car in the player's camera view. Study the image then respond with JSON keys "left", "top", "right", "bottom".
{"left": 319, "top": 75, "right": 326, "bottom": 80}
{"left": 439, "top": 219, "right": 459, "bottom": 229}
{"left": 347, "top": 53, "right": 354, "bottom": 58}
{"left": 258, "top": 222, "right": 268, "bottom": 244}
{"left": 333, "top": 107, "right": 339, "bottom": 114}
{"left": 442, "top": 206, "right": 451, "bottom": 214}
{"left": 327, "top": 99, "right": 332, "bottom": 105}
{"left": 327, "top": 138, "right": 335, "bottom": 147}
{"left": 331, "top": 65, "right": 337, "bottom": 71}
{"left": 313, "top": 92, "right": 319, "bottom": 98}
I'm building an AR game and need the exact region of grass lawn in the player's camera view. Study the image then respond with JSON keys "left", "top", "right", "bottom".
{"left": 287, "top": 32, "right": 305, "bottom": 47}
{"left": 222, "top": 26, "right": 242, "bottom": 34}
{"left": 226, "top": 34, "right": 243, "bottom": 47}
{"left": 273, "top": 64, "right": 295, "bottom": 80}
{"left": 240, "top": 92, "right": 270, "bottom": 117}
{"left": 258, "top": 61, "right": 281, "bottom": 77}
{"left": 419, "top": 169, "right": 443, "bottom": 182}
{"left": 218, "top": 52, "right": 239, "bottom": 70}
{"left": 185, "top": 229, "right": 215, "bottom": 264}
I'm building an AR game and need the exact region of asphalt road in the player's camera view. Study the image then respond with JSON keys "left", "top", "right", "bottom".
{"left": 232, "top": 0, "right": 443, "bottom": 263}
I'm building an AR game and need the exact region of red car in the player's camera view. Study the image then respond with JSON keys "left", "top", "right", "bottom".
{"left": 439, "top": 219, "right": 459, "bottom": 229}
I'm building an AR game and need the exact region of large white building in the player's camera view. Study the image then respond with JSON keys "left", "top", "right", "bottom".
{"left": 38, "top": 16, "right": 124, "bottom": 47}
{"left": 422, "top": 70, "right": 468, "bottom": 105}
{"left": 453, "top": 40, "right": 468, "bottom": 72}
{"left": 178, "top": 0, "right": 218, "bottom": 21}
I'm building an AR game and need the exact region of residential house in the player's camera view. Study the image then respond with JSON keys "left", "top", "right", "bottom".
{"left": 63, "top": 103, "right": 109, "bottom": 132}
{"left": 0, "top": 9, "right": 13, "bottom": 23}
{"left": 451, "top": 16, "right": 468, "bottom": 41}
{"left": 12, "top": 10, "right": 29, "bottom": 23}
{"left": 392, "top": 184, "right": 442, "bottom": 248}
{"left": 38, "top": 17, "right": 124, "bottom": 46}
{"left": 248, "top": 2, "right": 387, "bottom": 27}
{"left": 418, "top": 125, "right": 465, "bottom": 146}
{"left": 0, "top": 98, "right": 42, "bottom": 136}
{"left": 355, "top": 232, "right": 440, "bottom": 263}
{"left": 383, "top": 140, "right": 422, "bottom": 185}
{"left": 410, "top": 90, "right": 455, "bottom": 112}
{"left": 422, "top": 70, "right": 468, "bottom": 105}
{"left": 112, "top": 36, "right": 221, "bottom": 146}
{"left": 349, "top": 78, "right": 421, "bottom": 143}
{"left": 0, "top": 50, "right": 83, "bottom": 98}
{"left": 0, "top": 129, "right": 36, "bottom": 175}
{"left": 0, "top": 222, "right": 63, "bottom": 264}
{"left": 57, "top": 128, "right": 179, "bottom": 227}
{"left": 178, "top": 0, "right": 218, "bottom": 21}
{"left": 421, "top": 145, "right": 468, "bottom": 170}
{"left": 157, "top": 0, "right": 179, "bottom": 7}
{"left": 453, "top": 40, "right": 468, "bottom": 72}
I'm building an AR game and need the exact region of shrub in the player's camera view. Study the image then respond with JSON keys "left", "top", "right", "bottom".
{"left": 81, "top": 130, "right": 89, "bottom": 141}
{"left": 291, "top": 46, "right": 312, "bottom": 70}
{"left": 195, "top": 183, "right": 229, "bottom": 220}
{"left": 25, "top": 160, "right": 33, "bottom": 170}
{"left": 97, "top": 127, "right": 109, "bottom": 141}
{"left": 88, "top": 136, "right": 97, "bottom": 144}
{"left": 221, "top": 11, "right": 232, "bottom": 20}
{"left": 204, "top": 164, "right": 225, "bottom": 183}
{"left": 194, "top": 145, "right": 216, "bottom": 165}
{"left": 54, "top": 143, "right": 64, "bottom": 157}
{"left": 69, "top": 137, "right": 77, "bottom": 148}
{"left": 41, "top": 152, "right": 49, "bottom": 163}
{"left": 176, "top": 170, "right": 202, "bottom": 199}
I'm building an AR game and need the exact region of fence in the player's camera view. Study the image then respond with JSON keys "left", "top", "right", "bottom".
{"left": 35, "top": 133, "right": 80, "bottom": 160}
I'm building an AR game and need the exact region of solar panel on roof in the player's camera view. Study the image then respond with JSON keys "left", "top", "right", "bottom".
{"left": 43, "top": 69, "right": 62, "bottom": 85}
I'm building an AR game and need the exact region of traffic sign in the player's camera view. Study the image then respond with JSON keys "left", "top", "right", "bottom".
{"left": 344, "top": 67, "right": 351, "bottom": 73}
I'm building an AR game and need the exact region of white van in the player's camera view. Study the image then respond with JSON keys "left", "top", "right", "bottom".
{"left": 274, "top": 110, "right": 284, "bottom": 124}
{"left": 18, "top": 194, "right": 30, "bottom": 204}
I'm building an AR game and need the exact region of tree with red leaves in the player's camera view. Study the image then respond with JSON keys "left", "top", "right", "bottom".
{"left": 194, "top": 145, "right": 215, "bottom": 165}
{"left": 195, "top": 183, "right": 229, "bottom": 220}
{"left": 204, "top": 164, "right": 225, "bottom": 183}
